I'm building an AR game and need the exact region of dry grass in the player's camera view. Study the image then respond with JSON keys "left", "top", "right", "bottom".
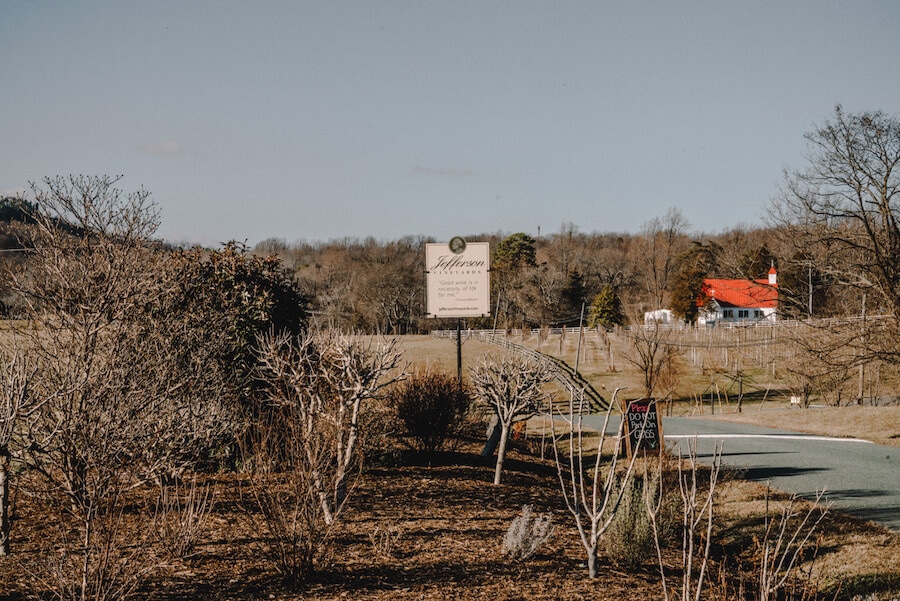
{"left": 411, "top": 331, "right": 900, "bottom": 447}
{"left": 715, "top": 477, "right": 900, "bottom": 598}
{"left": 394, "top": 334, "right": 515, "bottom": 376}
{"left": 703, "top": 406, "right": 900, "bottom": 448}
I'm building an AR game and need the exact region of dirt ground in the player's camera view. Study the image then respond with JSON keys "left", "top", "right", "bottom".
{"left": 1, "top": 438, "right": 897, "bottom": 601}
{"left": 0, "top": 449, "right": 657, "bottom": 600}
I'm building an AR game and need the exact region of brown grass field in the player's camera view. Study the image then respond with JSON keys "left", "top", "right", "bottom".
{"left": 403, "top": 332, "right": 900, "bottom": 444}
{"left": 0, "top": 332, "right": 897, "bottom": 600}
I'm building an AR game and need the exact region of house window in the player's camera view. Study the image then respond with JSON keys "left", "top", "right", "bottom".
{"left": 754, "top": 310, "right": 762, "bottom": 318}
{"left": 723, "top": 309, "right": 734, "bottom": 318}
{"left": 738, "top": 310, "right": 749, "bottom": 318}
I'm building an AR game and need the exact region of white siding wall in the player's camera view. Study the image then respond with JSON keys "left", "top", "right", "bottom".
{"left": 698, "top": 304, "right": 776, "bottom": 325}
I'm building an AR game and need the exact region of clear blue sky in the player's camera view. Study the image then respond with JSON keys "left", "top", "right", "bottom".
{"left": 2, "top": 1, "right": 898, "bottom": 247}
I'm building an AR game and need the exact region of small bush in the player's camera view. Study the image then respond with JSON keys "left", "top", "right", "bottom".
{"left": 151, "top": 477, "right": 216, "bottom": 559}
{"left": 502, "top": 504, "right": 555, "bottom": 560}
{"left": 394, "top": 370, "right": 471, "bottom": 454}
{"left": 602, "top": 475, "right": 656, "bottom": 569}
{"left": 360, "top": 398, "right": 404, "bottom": 467}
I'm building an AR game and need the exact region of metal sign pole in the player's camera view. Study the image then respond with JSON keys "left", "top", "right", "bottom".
{"left": 456, "top": 318, "right": 463, "bottom": 389}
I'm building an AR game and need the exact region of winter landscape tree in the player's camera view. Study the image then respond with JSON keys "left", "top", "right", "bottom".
{"left": 470, "top": 354, "right": 551, "bottom": 485}
{"left": 771, "top": 105, "right": 900, "bottom": 365}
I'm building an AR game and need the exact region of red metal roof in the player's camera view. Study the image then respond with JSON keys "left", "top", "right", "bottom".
{"left": 699, "top": 278, "right": 778, "bottom": 309}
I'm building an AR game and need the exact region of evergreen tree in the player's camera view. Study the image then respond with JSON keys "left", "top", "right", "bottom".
{"left": 492, "top": 232, "right": 537, "bottom": 271}
{"left": 670, "top": 242, "right": 717, "bottom": 323}
{"left": 588, "top": 284, "right": 626, "bottom": 328}
{"left": 562, "top": 269, "right": 587, "bottom": 316}
{"left": 740, "top": 244, "right": 776, "bottom": 279}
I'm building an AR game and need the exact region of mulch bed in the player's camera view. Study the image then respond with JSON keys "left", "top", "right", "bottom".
{"left": 0, "top": 445, "right": 671, "bottom": 600}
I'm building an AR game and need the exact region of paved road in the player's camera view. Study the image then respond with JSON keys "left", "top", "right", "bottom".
{"left": 581, "top": 415, "right": 900, "bottom": 531}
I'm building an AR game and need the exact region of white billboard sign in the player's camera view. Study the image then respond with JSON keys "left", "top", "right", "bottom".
{"left": 425, "top": 238, "right": 491, "bottom": 318}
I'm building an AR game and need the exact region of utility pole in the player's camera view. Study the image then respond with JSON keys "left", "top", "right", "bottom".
{"left": 858, "top": 292, "right": 866, "bottom": 405}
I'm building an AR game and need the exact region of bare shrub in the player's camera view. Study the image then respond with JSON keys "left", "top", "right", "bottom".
{"left": 26, "top": 482, "right": 155, "bottom": 601}
{"left": 245, "top": 460, "right": 329, "bottom": 586}
{"left": 394, "top": 370, "right": 470, "bottom": 454}
{"left": 0, "top": 352, "right": 39, "bottom": 556}
{"left": 248, "top": 329, "right": 406, "bottom": 587}
{"left": 151, "top": 477, "right": 216, "bottom": 560}
{"left": 757, "top": 488, "right": 831, "bottom": 601}
{"left": 677, "top": 441, "right": 722, "bottom": 601}
{"left": 4, "top": 176, "right": 178, "bottom": 599}
{"left": 359, "top": 395, "right": 404, "bottom": 467}
{"left": 241, "top": 397, "right": 340, "bottom": 587}
{"left": 646, "top": 439, "right": 723, "bottom": 601}
{"left": 3, "top": 176, "right": 248, "bottom": 599}
{"left": 552, "top": 387, "right": 642, "bottom": 578}
{"left": 255, "top": 330, "right": 405, "bottom": 521}
{"left": 501, "top": 504, "right": 555, "bottom": 561}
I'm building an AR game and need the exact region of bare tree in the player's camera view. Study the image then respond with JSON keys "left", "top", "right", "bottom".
{"left": 492, "top": 233, "right": 539, "bottom": 328}
{"left": 634, "top": 208, "right": 690, "bottom": 310}
{"left": 622, "top": 322, "right": 682, "bottom": 398}
{"left": 470, "top": 354, "right": 552, "bottom": 485}
{"left": 770, "top": 106, "right": 900, "bottom": 364}
{"left": 254, "top": 330, "right": 405, "bottom": 525}
{"left": 6, "top": 175, "right": 230, "bottom": 599}
{"left": 356, "top": 239, "right": 424, "bottom": 334}
{"left": 544, "top": 222, "right": 583, "bottom": 278}
{"left": 551, "top": 387, "right": 641, "bottom": 578}
{"left": 779, "top": 325, "right": 856, "bottom": 407}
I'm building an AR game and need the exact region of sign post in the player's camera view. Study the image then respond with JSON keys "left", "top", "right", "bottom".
{"left": 425, "top": 238, "right": 491, "bottom": 385}
{"left": 622, "top": 398, "right": 664, "bottom": 458}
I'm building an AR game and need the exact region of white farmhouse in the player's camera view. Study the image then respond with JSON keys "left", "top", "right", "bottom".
{"left": 697, "top": 266, "right": 778, "bottom": 325}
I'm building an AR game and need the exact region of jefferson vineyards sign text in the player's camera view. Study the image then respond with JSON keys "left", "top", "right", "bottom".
{"left": 425, "top": 239, "right": 491, "bottom": 318}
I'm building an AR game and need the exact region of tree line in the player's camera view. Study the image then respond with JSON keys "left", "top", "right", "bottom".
{"left": 253, "top": 106, "right": 899, "bottom": 358}
{"left": 248, "top": 220, "right": 798, "bottom": 333}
